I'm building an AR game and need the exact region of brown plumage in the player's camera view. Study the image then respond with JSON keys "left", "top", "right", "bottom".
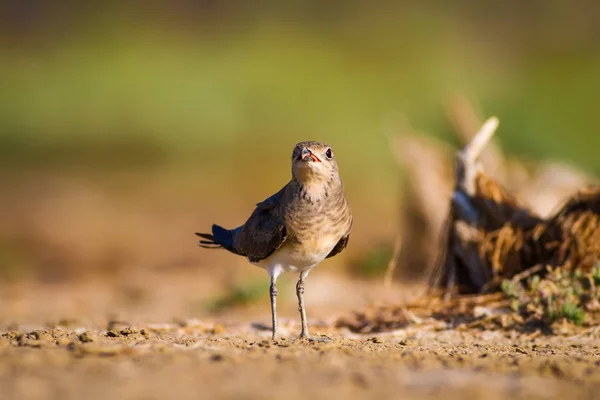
{"left": 196, "top": 141, "right": 352, "bottom": 340}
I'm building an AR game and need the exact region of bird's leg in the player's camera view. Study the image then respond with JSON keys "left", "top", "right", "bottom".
{"left": 296, "top": 270, "right": 310, "bottom": 339}
{"left": 270, "top": 275, "right": 278, "bottom": 341}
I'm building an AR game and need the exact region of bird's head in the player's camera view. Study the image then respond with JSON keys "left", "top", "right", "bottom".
{"left": 291, "top": 141, "right": 339, "bottom": 185}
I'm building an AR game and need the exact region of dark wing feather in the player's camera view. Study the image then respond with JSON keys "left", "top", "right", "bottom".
{"left": 234, "top": 187, "right": 288, "bottom": 263}
{"left": 326, "top": 234, "right": 350, "bottom": 259}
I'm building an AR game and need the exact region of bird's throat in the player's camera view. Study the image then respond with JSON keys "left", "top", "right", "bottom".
{"left": 293, "top": 165, "right": 325, "bottom": 184}
{"left": 294, "top": 176, "right": 339, "bottom": 204}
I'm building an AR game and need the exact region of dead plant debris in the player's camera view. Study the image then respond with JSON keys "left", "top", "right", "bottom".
{"left": 339, "top": 117, "right": 600, "bottom": 334}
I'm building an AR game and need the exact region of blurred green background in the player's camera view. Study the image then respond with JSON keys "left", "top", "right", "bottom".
{"left": 3, "top": 1, "right": 600, "bottom": 171}
{"left": 1, "top": 0, "right": 599, "bottom": 284}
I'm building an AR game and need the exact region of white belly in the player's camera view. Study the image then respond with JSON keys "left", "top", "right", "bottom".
{"left": 253, "top": 233, "right": 341, "bottom": 274}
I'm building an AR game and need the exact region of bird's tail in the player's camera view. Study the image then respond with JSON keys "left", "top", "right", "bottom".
{"left": 195, "top": 224, "right": 240, "bottom": 255}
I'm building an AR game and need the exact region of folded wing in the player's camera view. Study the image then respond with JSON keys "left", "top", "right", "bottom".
{"left": 234, "top": 187, "right": 288, "bottom": 263}
{"left": 326, "top": 234, "right": 350, "bottom": 258}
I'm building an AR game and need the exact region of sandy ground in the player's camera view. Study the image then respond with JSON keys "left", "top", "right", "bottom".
{"left": 1, "top": 270, "right": 600, "bottom": 400}
{"left": 2, "top": 321, "right": 600, "bottom": 400}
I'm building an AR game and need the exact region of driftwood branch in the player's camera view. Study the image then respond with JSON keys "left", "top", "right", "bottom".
{"left": 437, "top": 117, "right": 500, "bottom": 297}
{"left": 456, "top": 116, "right": 499, "bottom": 196}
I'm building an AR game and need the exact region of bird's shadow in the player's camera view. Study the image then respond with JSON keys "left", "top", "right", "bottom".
{"left": 250, "top": 322, "right": 271, "bottom": 331}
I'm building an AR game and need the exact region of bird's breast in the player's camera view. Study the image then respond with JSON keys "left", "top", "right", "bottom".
{"left": 268, "top": 182, "right": 351, "bottom": 270}
{"left": 305, "top": 233, "right": 339, "bottom": 256}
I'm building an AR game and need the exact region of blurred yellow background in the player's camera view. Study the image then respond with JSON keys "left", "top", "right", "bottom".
{"left": 1, "top": 1, "right": 599, "bottom": 321}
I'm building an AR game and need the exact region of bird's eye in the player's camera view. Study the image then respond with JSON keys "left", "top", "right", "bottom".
{"left": 325, "top": 148, "right": 333, "bottom": 159}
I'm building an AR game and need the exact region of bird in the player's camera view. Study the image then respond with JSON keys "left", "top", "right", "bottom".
{"left": 196, "top": 141, "right": 352, "bottom": 340}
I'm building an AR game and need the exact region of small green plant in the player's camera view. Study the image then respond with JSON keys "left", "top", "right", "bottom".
{"left": 501, "top": 279, "right": 523, "bottom": 299}
{"left": 561, "top": 301, "right": 585, "bottom": 325}
{"left": 510, "top": 299, "right": 521, "bottom": 312}
{"left": 507, "top": 266, "right": 594, "bottom": 328}
{"left": 592, "top": 262, "right": 600, "bottom": 286}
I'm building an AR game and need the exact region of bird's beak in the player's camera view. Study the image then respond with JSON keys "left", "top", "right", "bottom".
{"left": 299, "top": 148, "right": 321, "bottom": 162}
